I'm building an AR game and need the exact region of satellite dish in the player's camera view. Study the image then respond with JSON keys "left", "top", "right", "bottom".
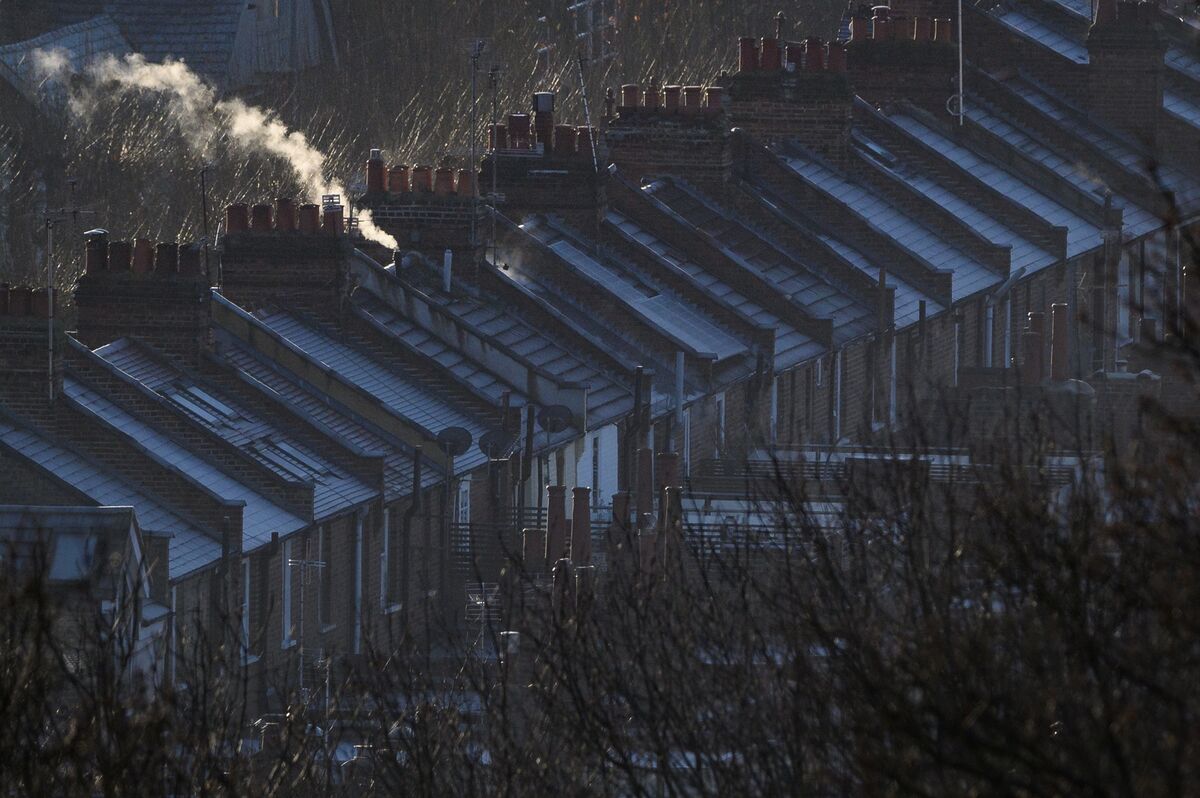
{"left": 479, "top": 429, "right": 517, "bottom": 460}
{"left": 436, "top": 426, "right": 472, "bottom": 458}
{"left": 537, "top": 404, "right": 573, "bottom": 434}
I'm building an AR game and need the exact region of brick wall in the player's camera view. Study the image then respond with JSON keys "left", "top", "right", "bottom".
{"left": 362, "top": 196, "right": 486, "bottom": 269}
{"left": 1086, "top": 2, "right": 1167, "bottom": 151}
{"left": 220, "top": 232, "right": 351, "bottom": 317}
{"left": 0, "top": 314, "right": 64, "bottom": 426}
{"left": 0, "top": 447, "right": 86, "bottom": 505}
{"left": 605, "top": 111, "right": 733, "bottom": 186}
{"left": 846, "top": 39, "right": 957, "bottom": 110}
{"left": 75, "top": 272, "right": 211, "bottom": 365}
{"left": 480, "top": 150, "right": 607, "bottom": 228}
{"left": 728, "top": 71, "right": 853, "bottom": 167}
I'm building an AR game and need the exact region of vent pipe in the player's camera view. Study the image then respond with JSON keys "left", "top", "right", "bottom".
{"left": 443, "top": 249, "right": 453, "bottom": 293}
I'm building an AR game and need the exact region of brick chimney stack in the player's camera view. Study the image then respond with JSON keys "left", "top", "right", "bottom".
{"left": 1086, "top": 0, "right": 1166, "bottom": 150}
{"left": 219, "top": 196, "right": 351, "bottom": 316}
{"left": 0, "top": 284, "right": 63, "bottom": 424}
{"left": 74, "top": 229, "right": 212, "bottom": 365}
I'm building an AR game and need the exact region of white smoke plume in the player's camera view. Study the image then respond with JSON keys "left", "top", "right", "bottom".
{"left": 32, "top": 50, "right": 398, "bottom": 249}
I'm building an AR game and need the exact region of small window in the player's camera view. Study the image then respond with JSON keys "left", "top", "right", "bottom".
{"left": 456, "top": 481, "right": 471, "bottom": 525}
{"left": 715, "top": 393, "right": 726, "bottom": 454}
{"left": 683, "top": 408, "right": 692, "bottom": 476}
{"left": 591, "top": 436, "right": 601, "bottom": 507}
{"left": 769, "top": 378, "right": 779, "bottom": 443}
{"left": 455, "top": 482, "right": 472, "bottom": 555}
{"left": 255, "top": 438, "right": 335, "bottom": 482}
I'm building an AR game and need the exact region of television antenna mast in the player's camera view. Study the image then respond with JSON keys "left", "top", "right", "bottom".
{"left": 44, "top": 182, "right": 96, "bottom": 403}
{"left": 946, "top": 0, "right": 965, "bottom": 126}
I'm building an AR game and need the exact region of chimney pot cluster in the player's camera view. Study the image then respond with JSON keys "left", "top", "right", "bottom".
{"left": 617, "top": 82, "right": 724, "bottom": 114}
{"left": 81, "top": 229, "right": 201, "bottom": 280}
{"left": 0, "top": 284, "right": 53, "bottom": 320}
{"left": 228, "top": 197, "right": 337, "bottom": 235}
{"left": 845, "top": 7, "right": 949, "bottom": 44}
{"left": 736, "top": 34, "right": 849, "bottom": 74}
{"left": 487, "top": 93, "right": 595, "bottom": 160}
{"left": 367, "top": 155, "right": 480, "bottom": 198}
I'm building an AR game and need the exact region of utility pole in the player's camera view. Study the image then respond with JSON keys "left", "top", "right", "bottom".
{"left": 489, "top": 63, "right": 501, "bottom": 266}
{"left": 288, "top": 544, "right": 326, "bottom": 699}
{"left": 469, "top": 38, "right": 485, "bottom": 256}
{"left": 43, "top": 190, "right": 96, "bottom": 403}
{"left": 199, "top": 163, "right": 213, "bottom": 284}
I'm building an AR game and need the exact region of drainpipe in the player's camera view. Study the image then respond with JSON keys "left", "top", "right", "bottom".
{"left": 400, "top": 447, "right": 422, "bottom": 628}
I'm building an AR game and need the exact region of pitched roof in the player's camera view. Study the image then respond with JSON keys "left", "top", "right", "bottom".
{"left": 214, "top": 333, "right": 443, "bottom": 499}
{"left": 94, "top": 338, "right": 378, "bottom": 521}
{"left": 63, "top": 375, "right": 306, "bottom": 552}
{"left": 0, "top": 14, "right": 129, "bottom": 103}
{"left": 101, "top": 0, "right": 243, "bottom": 85}
{"left": 0, "top": 419, "right": 220, "bottom": 579}
{"left": 251, "top": 306, "right": 495, "bottom": 474}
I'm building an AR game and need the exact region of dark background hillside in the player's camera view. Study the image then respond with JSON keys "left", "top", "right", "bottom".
{"left": 0, "top": 0, "right": 843, "bottom": 293}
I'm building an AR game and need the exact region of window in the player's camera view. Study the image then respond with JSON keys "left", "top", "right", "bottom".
{"left": 254, "top": 438, "right": 335, "bottom": 482}
{"left": 1003, "top": 296, "right": 1013, "bottom": 368}
{"left": 454, "top": 481, "right": 472, "bottom": 555}
{"left": 769, "top": 377, "right": 779, "bottom": 444}
{"left": 281, "top": 539, "right": 294, "bottom": 647}
{"left": 953, "top": 314, "right": 961, "bottom": 388}
{"left": 591, "top": 436, "right": 601, "bottom": 507}
{"left": 683, "top": 408, "right": 692, "bottom": 476}
{"left": 984, "top": 303, "right": 995, "bottom": 368}
{"left": 456, "top": 481, "right": 471, "bottom": 525}
{"left": 318, "top": 526, "right": 332, "bottom": 627}
{"left": 715, "top": 393, "right": 726, "bottom": 456}
{"left": 832, "top": 350, "right": 842, "bottom": 442}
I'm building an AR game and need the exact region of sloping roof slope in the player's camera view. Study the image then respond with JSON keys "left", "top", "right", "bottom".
{"left": 102, "top": 0, "right": 242, "bottom": 84}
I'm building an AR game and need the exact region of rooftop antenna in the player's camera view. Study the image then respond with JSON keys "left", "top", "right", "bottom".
{"left": 488, "top": 63, "right": 503, "bottom": 267}
{"left": 535, "top": 13, "right": 554, "bottom": 74}
{"left": 947, "top": 0, "right": 965, "bottom": 126}
{"left": 199, "top": 162, "right": 213, "bottom": 284}
{"left": 44, "top": 184, "right": 96, "bottom": 403}
{"left": 575, "top": 52, "right": 602, "bottom": 255}
{"left": 958, "top": 0, "right": 965, "bottom": 127}
{"left": 469, "top": 38, "right": 487, "bottom": 257}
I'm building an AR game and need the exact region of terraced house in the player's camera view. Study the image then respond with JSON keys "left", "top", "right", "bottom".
{"left": 1, "top": 0, "right": 1198, "bottom": 713}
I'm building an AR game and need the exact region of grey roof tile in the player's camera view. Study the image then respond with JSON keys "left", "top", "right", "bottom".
{"left": 0, "top": 420, "right": 220, "bottom": 579}
{"left": 102, "top": 0, "right": 243, "bottom": 83}
{"left": 888, "top": 114, "right": 1106, "bottom": 257}
{"left": 94, "top": 338, "right": 377, "bottom": 522}
{"left": 63, "top": 377, "right": 305, "bottom": 551}
{"left": 252, "top": 308, "right": 493, "bottom": 473}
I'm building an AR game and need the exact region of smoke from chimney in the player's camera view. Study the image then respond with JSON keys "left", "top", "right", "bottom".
{"left": 32, "top": 50, "right": 399, "bottom": 249}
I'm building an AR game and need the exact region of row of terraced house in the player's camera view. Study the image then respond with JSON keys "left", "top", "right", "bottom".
{"left": 2, "top": 0, "right": 1199, "bottom": 710}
